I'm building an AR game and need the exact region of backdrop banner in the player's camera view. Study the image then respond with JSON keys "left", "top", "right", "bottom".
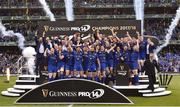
{"left": 16, "top": 79, "right": 133, "bottom": 104}
{"left": 38, "top": 20, "right": 141, "bottom": 37}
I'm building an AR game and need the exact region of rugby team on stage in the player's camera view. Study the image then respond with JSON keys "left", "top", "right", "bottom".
{"left": 38, "top": 29, "right": 155, "bottom": 85}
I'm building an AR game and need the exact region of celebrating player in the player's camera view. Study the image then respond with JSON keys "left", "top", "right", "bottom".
{"left": 73, "top": 46, "right": 84, "bottom": 78}
{"left": 44, "top": 48, "right": 57, "bottom": 81}
{"left": 64, "top": 46, "right": 74, "bottom": 78}
{"left": 97, "top": 45, "right": 107, "bottom": 84}
{"left": 57, "top": 45, "right": 65, "bottom": 79}
{"left": 88, "top": 47, "right": 99, "bottom": 81}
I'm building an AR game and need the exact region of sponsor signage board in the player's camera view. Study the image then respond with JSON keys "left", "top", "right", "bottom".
{"left": 38, "top": 20, "right": 141, "bottom": 37}
{"left": 16, "top": 79, "right": 133, "bottom": 104}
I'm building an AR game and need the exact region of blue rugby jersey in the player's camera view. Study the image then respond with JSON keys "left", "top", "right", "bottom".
{"left": 88, "top": 52, "right": 98, "bottom": 65}
{"left": 57, "top": 51, "right": 65, "bottom": 63}
{"left": 122, "top": 50, "right": 131, "bottom": 62}
{"left": 48, "top": 54, "right": 57, "bottom": 66}
{"left": 106, "top": 51, "right": 114, "bottom": 61}
{"left": 130, "top": 50, "right": 139, "bottom": 62}
{"left": 114, "top": 51, "right": 122, "bottom": 64}
{"left": 83, "top": 52, "right": 89, "bottom": 65}
{"left": 64, "top": 51, "right": 74, "bottom": 66}
{"left": 98, "top": 51, "right": 107, "bottom": 63}
{"left": 73, "top": 51, "right": 83, "bottom": 65}
{"left": 139, "top": 40, "right": 147, "bottom": 55}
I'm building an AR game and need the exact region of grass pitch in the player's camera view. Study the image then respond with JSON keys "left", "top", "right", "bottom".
{"left": 0, "top": 76, "right": 180, "bottom": 106}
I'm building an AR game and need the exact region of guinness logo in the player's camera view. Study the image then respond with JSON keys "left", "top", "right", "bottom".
{"left": 44, "top": 25, "right": 49, "bottom": 32}
{"left": 120, "top": 65, "right": 124, "bottom": 70}
{"left": 42, "top": 89, "right": 49, "bottom": 97}
{"left": 42, "top": 25, "right": 49, "bottom": 37}
{"left": 117, "top": 64, "right": 127, "bottom": 76}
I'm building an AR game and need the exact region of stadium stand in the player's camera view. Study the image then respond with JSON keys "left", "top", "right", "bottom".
{"left": 0, "top": 0, "right": 179, "bottom": 98}
{"left": 0, "top": 0, "right": 179, "bottom": 74}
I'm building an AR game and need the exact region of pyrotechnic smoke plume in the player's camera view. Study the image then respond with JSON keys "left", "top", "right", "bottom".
{"left": 154, "top": 7, "right": 180, "bottom": 60}
{"left": 134, "top": 0, "right": 144, "bottom": 35}
{"left": 64, "top": 0, "right": 74, "bottom": 21}
{"left": 22, "top": 47, "right": 37, "bottom": 75}
{"left": 0, "top": 22, "right": 25, "bottom": 49}
{"left": 39, "top": 0, "right": 56, "bottom": 21}
{"left": 0, "top": 21, "right": 37, "bottom": 75}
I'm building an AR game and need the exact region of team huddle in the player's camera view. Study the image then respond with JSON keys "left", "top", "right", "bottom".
{"left": 37, "top": 29, "right": 156, "bottom": 85}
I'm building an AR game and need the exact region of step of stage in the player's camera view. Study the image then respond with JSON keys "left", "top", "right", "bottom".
{"left": 7, "top": 88, "right": 25, "bottom": 94}
{"left": 16, "top": 80, "right": 36, "bottom": 82}
{"left": 131, "top": 75, "right": 148, "bottom": 78}
{"left": 142, "top": 90, "right": 171, "bottom": 97}
{"left": 1, "top": 91, "right": 20, "bottom": 97}
{"left": 18, "top": 75, "right": 40, "bottom": 78}
{"left": 138, "top": 80, "right": 159, "bottom": 84}
{"left": 16, "top": 80, "right": 37, "bottom": 85}
{"left": 138, "top": 87, "right": 165, "bottom": 94}
{"left": 14, "top": 85, "right": 39, "bottom": 90}
{"left": 139, "top": 80, "right": 159, "bottom": 82}
{"left": 113, "top": 84, "right": 159, "bottom": 90}
{"left": 18, "top": 75, "right": 40, "bottom": 81}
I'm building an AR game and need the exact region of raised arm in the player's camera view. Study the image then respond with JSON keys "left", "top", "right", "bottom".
{"left": 96, "top": 29, "right": 102, "bottom": 40}
{"left": 59, "top": 53, "right": 64, "bottom": 59}
{"left": 110, "top": 28, "right": 117, "bottom": 36}
{"left": 44, "top": 48, "right": 48, "bottom": 57}
{"left": 110, "top": 28, "right": 120, "bottom": 41}
{"left": 126, "top": 31, "right": 132, "bottom": 41}
{"left": 136, "top": 39, "right": 139, "bottom": 51}
{"left": 68, "top": 45, "right": 73, "bottom": 52}
{"left": 147, "top": 38, "right": 154, "bottom": 46}
{"left": 136, "top": 31, "right": 141, "bottom": 40}
{"left": 35, "top": 31, "right": 38, "bottom": 45}
{"left": 107, "top": 44, "right": 116, "bottom": 53}
{"left": 127, "top": 41, "right": 131, "bottom": 50}
{"left": 97, "top": 58, "right": 100, "bottom": 70}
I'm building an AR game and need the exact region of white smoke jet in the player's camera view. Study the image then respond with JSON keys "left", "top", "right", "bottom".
{"left": 0, "top": 21, "right": 37, "bottom": 75}
{"left": 64, "top": 0, "right": 74, "bottom": 21}
{"left": 134, "top": 0, "right": 144, "bottom": 35}
{"left": 22, "top": 47, "right": 37, "bottom": 75}
{"left": 39, "top": 0, "right": 56, "bottom": 21}
{"left": 0, "top": 22, "right": 25, "bottom": 49}
{"left": 154, "top": 7, "right": 180, "bottom": 60}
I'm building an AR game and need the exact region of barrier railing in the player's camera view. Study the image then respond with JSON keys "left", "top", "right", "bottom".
{"left": 0, "top": 14, "right": 176, "bottom": 20}
{"left": 0, "top": 2, "right": 179, "bottom": 9}
{"left": 16, "top": 56, "right": 29, "bottom": 75}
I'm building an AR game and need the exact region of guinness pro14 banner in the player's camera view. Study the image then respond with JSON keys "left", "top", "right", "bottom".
{"left": 16, "top": 79, "right": 133, "bottom": 104}
{"left": 38, "top": 20, "right": 141, "bottom": 37}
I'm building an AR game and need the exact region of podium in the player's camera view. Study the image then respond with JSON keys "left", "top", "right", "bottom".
{"left": 115, "top": 63, "right": 130, "bottom": 86}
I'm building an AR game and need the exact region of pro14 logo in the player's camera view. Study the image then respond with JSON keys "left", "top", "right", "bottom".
{"left": 78, "top": 89, "right": 104, "bottom": 99}
{"left": 71, "top": 25, "right": 90, "bottom": 32}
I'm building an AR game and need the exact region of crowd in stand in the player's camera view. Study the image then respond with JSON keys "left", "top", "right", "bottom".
{"left": 0, "top": 0, "right": 178, "bottom": 7}
{"left": 159, "top": 47, "right": 180, "bottom": 73}
{"left": 0, "top": 49, "right": 179, "bottom": 75}
{"left": 144, "top": 20, "right": 180, "bottom": 40}
{"left": 0, "top": 0, "right": 179, "bottom": 77}
{"left": 0, "top": 19, "right": 179, "bottom": 43}
{"left": 0, "top": 52, "right": 21, "bottom": 74}
{"left": 159, "top": 53, "right": 180, "bottom": 73}
{"left": 0, "top": 22, "right": 37, "bottom": 42}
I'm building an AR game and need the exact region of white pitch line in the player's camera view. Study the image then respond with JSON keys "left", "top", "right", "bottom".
{"left": 68, "top": 104, "right": 73, "bottom": 107}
